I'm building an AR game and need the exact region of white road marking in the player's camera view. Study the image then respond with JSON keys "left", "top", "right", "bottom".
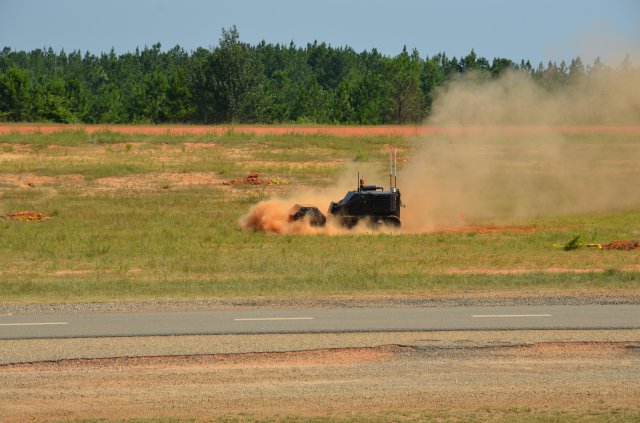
{"left": 0, "top": 322, "right": 68, "bottom": 326}
{"left": 234, "top": 317, "right": 314, "bottom": 321}
{"left": 0, "top": 313, "right": 13, "bottom": 316}
{"left": 472, "top": 314, "right": 552, "bottom": 318}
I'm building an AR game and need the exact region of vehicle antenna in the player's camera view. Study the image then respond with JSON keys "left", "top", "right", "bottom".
{"left": 394, "top": 146, "right": 397, "bottom": 189}
{"left": 389, "top": 146, "right": 393, "bottom": 190}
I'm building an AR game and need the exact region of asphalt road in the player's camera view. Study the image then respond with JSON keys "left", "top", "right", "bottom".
{"left": 1, "top": 304, "right": 639, "bottom": 339}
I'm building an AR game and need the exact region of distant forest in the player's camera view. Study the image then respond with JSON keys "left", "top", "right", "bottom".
{"left": 0, "top": 26, "right": 634, "bottom": 125}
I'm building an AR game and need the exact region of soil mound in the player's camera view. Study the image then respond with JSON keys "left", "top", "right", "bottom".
{"left": 223, "top": 173, "right": 280, "bottom": 186}
{"left": 223, "top": 173, "right": 263, "bottom": 185}
{"left": 602, "top": 240, "right": 640, "bottom": 250}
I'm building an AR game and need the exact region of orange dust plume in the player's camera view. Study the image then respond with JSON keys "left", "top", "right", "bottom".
{"left": 241, "top": 64, "right": 640, "bottom": 234}
{"left": 400, "top": 67, "right": 640, "bottom": 232}
{"left": 239, "top": 199, "right": 323, "bottom": 234}
{"left": 240, "top": 197, "right": 401, "bottom": 235}
{"left": 239, "top": 160, "right": 405, "bottom": 235}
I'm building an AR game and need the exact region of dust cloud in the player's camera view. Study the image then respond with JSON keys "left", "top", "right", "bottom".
{"left": 401, "top": 68, "right": 640, "bottom": 231}
{"left": 428, "top": 67, "right": 640, "bottom": 126}
{"left": 241, "top": 67, "right": 640, "bottom": 234}
{"left": 239, "top": 163, "right": 399, "bottom": 235}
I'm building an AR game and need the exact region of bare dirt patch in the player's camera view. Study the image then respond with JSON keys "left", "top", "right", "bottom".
{"left": 1, "top": 341, "right": 637, "bottom": 421}
{"left": 95, "top": 172, "right": 221, "bottom": 191}
{"left": 0, "top": 173, "right": 56, "bottom": 189}
{"left": 5, "top": 344, "right": 407, "bottom": 370}
{"left": 440, "top": 267, "right": 606, "bottom": 275}
{"left": 242, "top": 159, "right": 340, "bottom": 169}
{"left": 602, "top": 240, "right": 640, "bottom": 250}
{"left": 183, "top": 142, "right": 219, "bottom": 150}
{"left": 1, "top": 210, "right": 48, "bottom": 221}
{"left": 49, "top": 269, "right": 93, "bottom": 276}
{"left": 222, "top": 172, "right": 286, "bottom": 186}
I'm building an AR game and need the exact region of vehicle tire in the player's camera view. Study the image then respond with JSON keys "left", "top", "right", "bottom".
{"left": 382, "top": 215, "right": 401, "bottom": 228}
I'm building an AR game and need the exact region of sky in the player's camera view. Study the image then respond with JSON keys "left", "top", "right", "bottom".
{"left": 1, "top": 0, "right": 638, "bottom": 66}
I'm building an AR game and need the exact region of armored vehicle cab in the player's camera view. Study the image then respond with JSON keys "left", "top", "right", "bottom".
{"left": 328, "top": 180, "right": 401, "bottom": 228}
{"left": 288, "top": 146, "right": 403, "bottom": 229}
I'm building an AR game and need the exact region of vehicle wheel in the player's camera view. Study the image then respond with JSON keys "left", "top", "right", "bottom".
{"left": 383, "top": 215, "right": 401, "bottom": 228}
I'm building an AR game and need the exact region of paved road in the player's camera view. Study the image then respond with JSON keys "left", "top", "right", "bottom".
{"left": 1, "top": 304, "right": 638, "bottom": 339}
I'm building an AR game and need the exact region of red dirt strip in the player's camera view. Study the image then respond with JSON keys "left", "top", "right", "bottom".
{"left": 2, "top": 124, "right": 640, "bottom": 137}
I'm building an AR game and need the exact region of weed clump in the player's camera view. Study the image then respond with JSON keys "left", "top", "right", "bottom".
{"left": 563, "top": 235, "right": 581, "bottom": 251}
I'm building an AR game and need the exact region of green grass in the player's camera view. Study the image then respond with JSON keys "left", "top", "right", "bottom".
{"left": 1, "top": 130, "right": 639, "bottom": 303}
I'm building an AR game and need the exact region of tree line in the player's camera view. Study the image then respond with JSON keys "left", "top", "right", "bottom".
{"left": 0, "top": 26, "right": 633, "bottom": 124}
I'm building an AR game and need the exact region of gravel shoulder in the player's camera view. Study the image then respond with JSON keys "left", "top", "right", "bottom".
{"left": 3, "top": 291, "right": 640, "bottom": 314}
{"left": 1, "top": 330, "right": 639, "bottom": 421}
{"left": 2, "top": 294, "right": 639, "bottom": 421}
{"left": 0, "top": 329, "right": 638, "bottom": 365}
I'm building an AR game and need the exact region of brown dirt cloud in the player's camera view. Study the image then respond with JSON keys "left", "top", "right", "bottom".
{"left": 241, "top": 68, "right": 640, "bottom": 234}
{"left": 239, "top": 199, "right": 399, "bottom": 235}
{"left": 239, "top": 163, "right": 400, "bottom": 235}
{"left": 428, "top": 68, "right": 640, "bottom": 126}
{"left": 401, "top": 69, "right": 640, "bottom": 231}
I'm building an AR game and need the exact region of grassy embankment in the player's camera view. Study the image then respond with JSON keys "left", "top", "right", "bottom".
{"left": 0, "top": 129, "right": 638, "bottom": 303}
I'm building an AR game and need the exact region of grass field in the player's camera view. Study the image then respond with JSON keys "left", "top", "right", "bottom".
{"left": 1, "top": 128, "right": 639, "bottom": 303}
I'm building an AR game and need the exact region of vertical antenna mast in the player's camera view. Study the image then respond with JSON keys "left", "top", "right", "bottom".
{"left": 394, "top": 146, "right": 397, "bottom": 189}
{"left": 389, "top": 146, "right": 393, "bottom": 190}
